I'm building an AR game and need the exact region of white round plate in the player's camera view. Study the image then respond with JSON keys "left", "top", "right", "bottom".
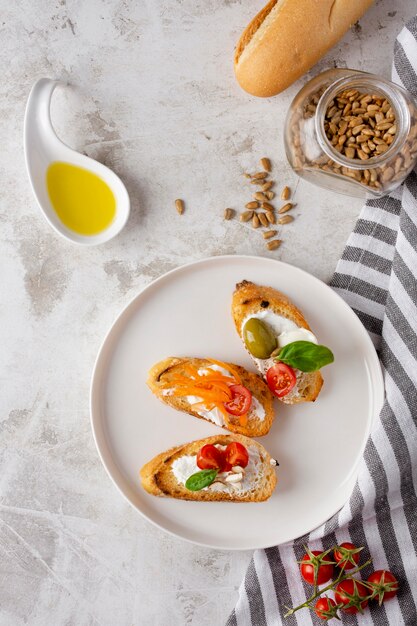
{"left": 90, "top": 256, "right": 384, "bottom": 550}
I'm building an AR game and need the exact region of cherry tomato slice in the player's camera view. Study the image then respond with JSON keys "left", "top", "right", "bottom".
{"left": 224, "top": 442, "right": 249, "bottom": 468}
{"left": 223, "top": 384, "right": 252, "bottom": 416}
{"left": 266, "top": 363, "right": 296, "bottom": 398}
{"left": 196, "top": 444, "right": 224, "bottom": 470}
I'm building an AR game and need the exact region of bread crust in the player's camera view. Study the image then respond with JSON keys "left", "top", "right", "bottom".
{"left": 234, "top": 0, "right": 374, "bottom": 97}
{"left": 147, "top": 357, "right": 275, "bottom": 436}
{"left": 232, "top": 280, "right": 323, "bottom": 404}
{"left": 140, "top": 434, "right": 277, "bottom": 502}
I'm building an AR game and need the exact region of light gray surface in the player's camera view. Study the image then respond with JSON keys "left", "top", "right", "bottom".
{"left": 1, "top": 1, "right": 415, "bottom": 625}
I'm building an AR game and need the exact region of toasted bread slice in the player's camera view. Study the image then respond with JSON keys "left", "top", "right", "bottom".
{"left": 232, "top": 280, "right": 323, "bottom": 404}
{"left": 140, "top": 434, "right": 278, "bottom": 501}
{"left": 147, "top": 357, "right": 275, "bottom": 437}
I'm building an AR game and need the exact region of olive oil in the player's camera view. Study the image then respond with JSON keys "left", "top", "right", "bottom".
{"left": 46, "top": 162, "right": 116, "bottom": 235}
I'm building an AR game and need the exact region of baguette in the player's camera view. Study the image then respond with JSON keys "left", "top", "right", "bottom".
{"left": 140, "top": 434, "right": 278, "bottom": 502}
{"left": 232, "top": 280, "right": 323, "bottom": 404}
{"left": 147, "top": 357, "right": 275, "bottom": 437}
{"left": 234, "top": 0, "right": 374, "bottom": 97}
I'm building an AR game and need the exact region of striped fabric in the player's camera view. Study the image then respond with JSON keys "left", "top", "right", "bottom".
{"left": 227, "top": 17, "right": 417, "bottom": 626}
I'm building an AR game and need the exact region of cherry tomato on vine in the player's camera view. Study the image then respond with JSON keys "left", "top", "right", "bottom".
{"left": 334, "top": 542, "right": 362, "bottom": 570}
{"left": 315, "top": 597, "right": 338, "bottom": 621}
{"left": 367, "top": 570, "right": 399, "bottom": 605}
{"left": 266, "top": 363, "right": 296, "bottom": 398}
{"left": 300, "top": 550, "right": 334, "bottom": 585}
{"left": 196, "top": 444, "right": 225, "bottom": 471}
{"left": 334, "top": 579, "right": 369, "bottom": 614}
{"left": 223, "top": 385, "right": 252, "bottom": 416}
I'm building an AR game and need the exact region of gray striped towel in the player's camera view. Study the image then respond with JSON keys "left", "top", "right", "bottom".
{"left": 227, "top": 16, "right": 417, "bottom": 626}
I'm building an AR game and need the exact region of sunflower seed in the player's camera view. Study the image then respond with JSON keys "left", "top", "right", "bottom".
{"left": 266, "top": 239, "right": 282, "bottom": 250}
{"left": 245, "top": 201, "right": 259, "bottom": 209}
{"left": 253, "top": 192, "right": 269, "bottom": 202}
{"left": 278, "top": 202, "right": 294, "bottom": 214}
{"left": 261, "top": 181, "right": 274, "bottom": 191}
{"left": 278, "top": 215, "right": 294, "bottom": 225}
{"left": 260, "top": 158, "right": 271, "bottom": 172}
{"left": 175, "top": 199, "right": 184, "bottom": 214}
{"left": 252, "top": 213, "right": 260, "bottom": 228}
{"left": 261, "top": 202, "right": 275, "bottom": 212}
{"left": 280, "top": 186, "right": 291, "bottom": 200}
{"left": 252, "top": 172, "right": 268, "bottom": 180}
{"left": 266, "top": 212, "right": 276, "bottom": 224}
{"left": 258, "top": 212, "right": 269, "bottom": 227}
{"left": 263, "top": 230, "right": 277, "bottom": 239}
{"left": 240, "top": 210, "right": 253, "bottom": 222}
{"left": 266, "top": 191, "right": 275, "bottom": 200}
{"left": 223, "top": 208, "right": 235, "bottom": 220}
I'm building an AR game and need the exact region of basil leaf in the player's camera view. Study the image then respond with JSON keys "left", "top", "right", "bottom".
{"left": 274, "top": 341, "right": 334, "bottom": 372}
{"left": 185, "top": 469, "right": 218, "bottom": 491}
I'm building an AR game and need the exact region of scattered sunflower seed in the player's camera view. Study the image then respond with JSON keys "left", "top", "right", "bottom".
{"left": 266, "top": 239, "right": 282, "bottom": 250}
{"left": 245, "top": 201, "right": 259, "bottom": 209}
{"left": 175, "top": 199, "right": 184, "bottom": 215}
{"left": 280, "top": 186, "right": 291, "bottom": 200}
{"left": 278, "top": 215, "right": 294, "bottom": 225}
{"left": 278, "top": 202, "right": 294, "bottom": 214}
{"left": 252, "top": 213, "right": 260, "bottom": 228}
{"left": 263, "top": 230, "right": 277, "bottom": 239}
{"left": 253, "top": 192, "right": 269, "bottom": 202}
{"left": 266, "top": 191, "right": 275, "bottom": 200}
{"left": 252, "top": 172, "right": 268, "bottom": 180}
{"left": 240, "top": 210, "right": 253, "bottom": 222}
{"left": 260, "top": 157, "right": 271, "bottom": 172}
{"left": 223, "top": 208, "right": 235, "bottom": 220}
{"left": 261, "top": 202, "right": 275, "bottom": 212}
{"left": 261, "top": 181, "right": 274, "bottom": 191}
{"left": 258, "top": 212, "right": 269, "bottom": 227}
{"left": 266, "top": 211, "right": 276, "bottom": 224}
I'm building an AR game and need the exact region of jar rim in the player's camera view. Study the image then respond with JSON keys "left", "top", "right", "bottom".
{"left": 314, "top": 73, "right": 410, "bottom": 170}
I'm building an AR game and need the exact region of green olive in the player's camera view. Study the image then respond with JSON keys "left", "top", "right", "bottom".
{"left": 243, "top": 318, "right": 277, "bottom": 359}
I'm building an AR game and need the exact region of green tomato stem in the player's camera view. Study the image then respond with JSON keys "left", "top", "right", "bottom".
{"left": 284, "top": 559, "right": 373, "bottom": 617}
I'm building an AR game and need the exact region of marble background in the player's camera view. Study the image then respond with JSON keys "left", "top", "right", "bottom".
{"left": 1, "top": 1, "right": 416, "bottom": 624}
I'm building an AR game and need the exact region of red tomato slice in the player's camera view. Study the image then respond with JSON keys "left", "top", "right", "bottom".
{"left": 223, "top": 384, "right": 252, "bottom": 416}
{"left": 196, "top": 444, "right": 224, "bottom": 470}
{"left": 266, "top": 363, "right": 296, "bottom": 398}
{"left": 224, "top": 442, "right": 249, "bottom": 468}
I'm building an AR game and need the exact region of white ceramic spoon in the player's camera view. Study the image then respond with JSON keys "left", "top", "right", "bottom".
{"left": 24, "top": 78, "right": 130, "bottom": 245}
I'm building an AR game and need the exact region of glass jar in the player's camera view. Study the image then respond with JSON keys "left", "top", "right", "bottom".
{"left": 284, "top": 69, "right": 417, "bottom": 197}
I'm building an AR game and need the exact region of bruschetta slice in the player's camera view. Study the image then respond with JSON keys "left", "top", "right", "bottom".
{"left": 232, "top": 280, "right": 332, "bottom": 404}
{"left": 140, "top": 434, "right": 278, "bottom": 502}
{"left": 147, "top": 357, "right": 275, "bottom": 437}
